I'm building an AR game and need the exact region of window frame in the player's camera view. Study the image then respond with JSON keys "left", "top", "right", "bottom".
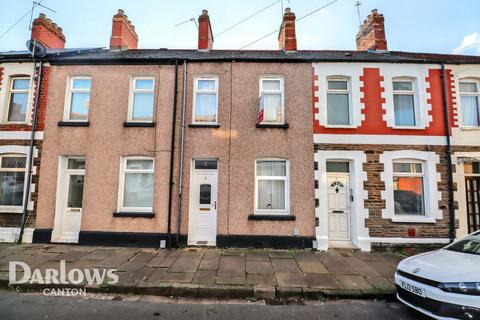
{"left": 0, "top": 154, "right": 28, "bottom": 212}
{"left": 459, "top": 78, "right": 480, "bottom": 128}
{"left": 64, "top": 156, "right": 86, "bottom": 210}
{"left": 117, "top": 156, "right": 154, "bottom": 213}
{"left": 192, "top": 76, "right": 219, "bottom": 125}
{"left": 392, "top": 160, "right": 426, "bottom": 216}
{"left": 127, "top": 76, "right": 155, "bottom": 123}
{"left": 63, "top": 76, "right": 91, "bottom": 122}
{"left": 392, "top": 77, "right": 419, "bottom": 128}
{"left": 258, "top": 76, "right": 285, "bottom": 125}
{"left": 254, "top": 158, "right": 290, "bottom": 215}
{"left": 326, "top": 76, "right": 352, "bottom": 127}
{"left": 6, "top": 76, "right": 31, "bottom": 124}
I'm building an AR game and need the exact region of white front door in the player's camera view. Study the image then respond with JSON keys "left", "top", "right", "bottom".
{"left": 188, "top": 160, "right": 218, "bottom": 246}
{"left": 327, "top": 174, "right": 350, "bottom": 241}
{"left": 51, "top": 157, "right": 85, "bottom": 243}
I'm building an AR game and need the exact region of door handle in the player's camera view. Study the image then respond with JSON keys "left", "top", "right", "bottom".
{"left": 332, "top": 210, "right": 344, "bottom": 213}
{"left": 214, "top": 201, "right": 217, "bottom": 210}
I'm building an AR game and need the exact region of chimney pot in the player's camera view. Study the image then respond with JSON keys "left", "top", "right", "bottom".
{"left": 30, "top": 13, "right": 66, "bottom": 49}
{"left": 198, "top": 9, "right": 213, "bottom": 51}
{"left": 110, "top": 9, "right": 138, "bottom": 50}
{"left": 356, "top": 8, "right": 388, "bottom": 51}
{"left": 278, "top": 7, "right": 297, "bottom": 51}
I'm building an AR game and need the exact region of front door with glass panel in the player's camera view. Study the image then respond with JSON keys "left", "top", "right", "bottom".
{"left": 51, "top": 157, "right": 85, "bottom": 243}
{"left": 188, "top": 160, "right": 218, "bottom": 246}
{"left": 327, "top": 174, "right": 350, "bottom": 240}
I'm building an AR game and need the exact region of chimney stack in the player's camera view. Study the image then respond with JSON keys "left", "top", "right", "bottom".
{"left": 198, "top": 10, "right": 213, "bottom": 51}
{"left": 278, "top": 8, "right": 297, "bottom": 52}
{"left": 356, "top": 9, "right": 387, "bottom": 51}
{"left": 30, "top": 13, "right": 66, "bottom": 49}
{"left": 110, "top": 9, "right": 138, "bottom": 50}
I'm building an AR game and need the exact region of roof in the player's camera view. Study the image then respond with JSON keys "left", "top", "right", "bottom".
{"left": 2, "top": 47, "right": 480, "bottom": 65}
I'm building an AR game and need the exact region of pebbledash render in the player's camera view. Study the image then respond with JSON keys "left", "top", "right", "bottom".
{"left": 0, "top": 7, "right": 477, "bottom": 251}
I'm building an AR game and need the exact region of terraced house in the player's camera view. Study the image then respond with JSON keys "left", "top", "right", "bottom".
{"left": 1, "top": 8, "right": 479, "bottom": 251}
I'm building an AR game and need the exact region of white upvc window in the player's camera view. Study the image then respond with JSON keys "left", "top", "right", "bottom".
{"left": 326, "top": 77, "right": 351, "bottom": 126}
{"left": 64, "top": 77, "right": 91, "bottom": 122}
{"left": 258, "top": 77, "right": 285, "bottom": 124}
{"left": 193, "top": 77, "right": 218, "bottom": 124}
{"left": 0, "top": 155, "right": 27, "bottom": 211}
{"left": 118, "top": 157, "right": 154, "bottom": 212}
{"left": 392, "top": 160, "right": 425, "bottom": 216}
{"left": 459, "top": 79, "right": 480, "bottom": 128}
{"left": 254, "top": 159, "right": 290, "bottom": 215}
{"left": 128, "top": 77, "right": 155, "bottom": 122}
{"left": 393, "top": 78, "right": 417, "bottom": 127}
{"left": 7, "top": 77, "right": 31, "bottom": 123}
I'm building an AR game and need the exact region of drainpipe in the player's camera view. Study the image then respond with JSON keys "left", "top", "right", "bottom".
{"left": 18, "top": 60, "right": 43, "bottom": 244}
{"left": 175, "top": 60, "right": 187, "bottom": 246}
{"left": 166, "top": 60, "right": 179, "bottom": 247}
{"left": 440, "top": 63, "right": 456, "bottom": 243}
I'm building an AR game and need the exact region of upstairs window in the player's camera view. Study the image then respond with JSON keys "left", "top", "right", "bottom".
{"left": 193, "top": 77, "right": 218, "bottom": 124}
{"left": 459, "top": 80, "right": 480, "bottom": 127}
{"left": 393, "top": 79, "right": 416, "bottom": 127}
{"left": 258, "top": 77, "right": 284, "bottom": 124}
{"left": 128, "top": 77, "right": 155, "bottom": 122}
{"left": 0, "top": 155, "right": 26, "bottom": 207}
{"left": 65, "top": 77, "right": 91, "bottom": 121}
{"left": 393, "top": 161, "right": 425, "bottom": 216}
{"left": 7, "top": 77, "right": 30, "bottom": 123}
{"left": 326, "top": 78, "right": 351, "bottom": 126}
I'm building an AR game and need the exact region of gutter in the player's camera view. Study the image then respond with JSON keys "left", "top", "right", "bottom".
{"left": 166, "top": 60, "right": 179, "bottom": 247}
{"left": 175, "top": 60, "right": 187, "bottom": 246}
{"left": 440, "top": 63, "right": 456, "bottom": 243}
{"left": 17, "top": 60, "right": 43, "bottom": 244}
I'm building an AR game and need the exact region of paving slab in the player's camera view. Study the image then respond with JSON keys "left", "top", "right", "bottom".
{"left": 275, "top": 272, "right": 308, "bottom": 287}
{"left": 322, "top": 258, "right": 358, "bottom": 275}
{"left": 130, "top": 251, "right": 157, "bottom": 263}
{"left": 246, "top": 274, "right": 276, "bottom": 286}
{"left": 268, "top": 250, "right": 293, "bottom": 259}
{"left": 222, "top": 249, "right": 244, "bottom": 256}
{"left": 365, "top": 275, "right": 396, "bottom": 290}
{"left": 246, "top": 260, "right": 273, "bottom": 275}
{"left": 161, "top": 272, "right": 195, "bottom": 283}
{"left": 295, "top": 256, "right": 328, "bottom": 274}
{"left": 216, "top": 276, "right": 245, "bottom": 285}
{"left": 246, "top": 251, "right": 270, "bottom": 261}
{"left": 198, "top": 257, "right": 219, "bottom": 271}
{"left": 94, "top": 249, "right": 139, "bottom": 268}
{"left": 343, "top": 256, "right": 381, "bottom": 277}
{"left": 119, "top": 261, "right": 147, "bottom": 272}
{"left": 363, "top": 261, "right": 398, "bottom": 280}
{"left": 82, "top": 249, "right": 117, "bottom": 260}
{"left": 305, "top": 273, "right": 339, "bottom": 288}
{"left": 169, "top": 252, "right": 203, "bottom": 273}
{"left": 192, "top": 270, "right": 216, "bottom": 285}
{"left": 217, "top": 255, "right": 245, "bottom": 277}
{"left": 202, "top": 250, "right": 220, "bottom": 260}
{"left": 335, "top": 275, "right": 373, "bottom": 290}
{"left": 271, "top": 259, "right": 301, "bottom": 273}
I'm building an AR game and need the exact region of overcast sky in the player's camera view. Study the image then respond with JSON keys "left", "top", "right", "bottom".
{"left": 1, "top": 0, "right": 479, "bottom": 55}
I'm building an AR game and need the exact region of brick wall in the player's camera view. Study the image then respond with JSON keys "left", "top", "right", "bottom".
{"left": 315, "top": 143, "right": 455, "bottom": 239}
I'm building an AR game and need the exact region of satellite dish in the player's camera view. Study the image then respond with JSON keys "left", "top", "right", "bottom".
{"left": 26, "top": 40, "right": 47, "bottom": 58}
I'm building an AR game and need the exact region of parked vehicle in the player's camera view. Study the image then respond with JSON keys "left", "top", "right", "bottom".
{"left": 395, "top": 231, "right": 480, "bottom": 319}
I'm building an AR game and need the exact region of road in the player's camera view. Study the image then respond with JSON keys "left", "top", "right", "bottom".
{"left": 0, "top": 290, "right": 430, "bottom": 320}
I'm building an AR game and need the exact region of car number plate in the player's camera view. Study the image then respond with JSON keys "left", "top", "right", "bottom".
{"left": 399, "top": 279, "right": 426, "bottom": 298}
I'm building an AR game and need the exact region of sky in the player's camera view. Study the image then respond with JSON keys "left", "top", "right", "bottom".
{"left": 0, "top": 0, "right": 479, "bottom": 55}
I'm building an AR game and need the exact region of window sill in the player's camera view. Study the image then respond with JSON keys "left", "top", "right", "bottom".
{"left": 324, "top": 125, "right": 356, "bottom": 129}
{"left": 248, "top": 214, "right": 295, "bottom": 221}
{"left": 113, "top": 212, "right": 155, "bottom": 218}
{"left": 123, "top": 122, "right": 155, "bottom": 127}
{"left": 58, "top": 121, "right": 89, "bottom": 127}
{"left": 188, "top": 124, "right": 220, "bottom": 128}
{"left": 0, "top": 207, "right": 23, "bottom": 213}
{"left": 392, "top": 126, "right": 424, "bottom": 130}
{"left": 256, "top": 123, "right": 289, "bottom": 129}
{"left": 390, "top": 216, "right": 436, "bottom": 224}
{"left": 460, "top": 126, "right": 480, "bottom": 131}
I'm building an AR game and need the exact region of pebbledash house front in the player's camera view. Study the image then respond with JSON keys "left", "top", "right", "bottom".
{"left": 0, "top": 8, "right": 479, "bottom": 251}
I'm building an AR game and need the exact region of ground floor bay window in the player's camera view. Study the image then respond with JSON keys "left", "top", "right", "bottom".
{"left": 255, "top": 159, "right": 289, "bottom": 215}
{"left": 118, "top": 157, "right": 154, "bottom": 213}
{"left": 0, "top": 155, "right": 26, "bottom": 211}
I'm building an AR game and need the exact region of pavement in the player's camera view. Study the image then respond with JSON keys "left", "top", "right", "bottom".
{"left": 0, "top": 290, "right": 429, "bottom": 320}
{"left": 0, "top": 243, "right": 403, "bottom": 300}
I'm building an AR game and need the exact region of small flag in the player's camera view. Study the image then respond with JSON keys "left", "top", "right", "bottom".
{"left": 257, "top": 94, "right": 265, "bottom": 124}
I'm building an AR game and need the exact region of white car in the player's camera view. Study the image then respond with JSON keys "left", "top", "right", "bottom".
{"left": 395, "top": 231, "right": 480, "bottom": 320}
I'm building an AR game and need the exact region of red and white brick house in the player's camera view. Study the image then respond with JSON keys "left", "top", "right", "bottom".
{"left": 0, "top": 14, "right": 64, "bottom": 242}
{"left": 312, "top": 10, "right": 480, "bottom": 251}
